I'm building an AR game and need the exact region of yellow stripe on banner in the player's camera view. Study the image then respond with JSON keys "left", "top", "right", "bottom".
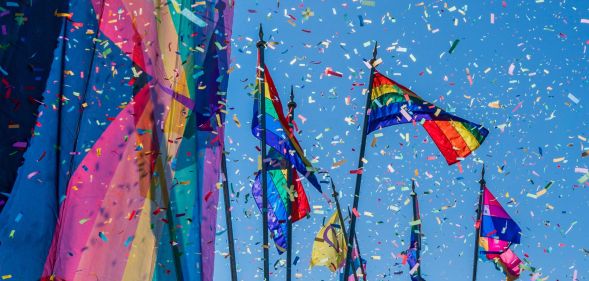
{"left": 371, "top": 84, "right": 401, "bottom": 101}
{"left": 450, "top": 121, "right": 481, "bottom": 152}
{"left": 478, "top": 237, "right": 490, "bottom": 250}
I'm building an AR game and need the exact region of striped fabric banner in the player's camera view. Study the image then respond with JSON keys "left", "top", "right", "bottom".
{"left": 367, "top": 71, "right": 489, "bottom": 165}
{"left": 0, "top": 0, "right": 234, "bottom": 280}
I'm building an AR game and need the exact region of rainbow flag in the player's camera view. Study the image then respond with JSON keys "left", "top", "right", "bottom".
{"left": 252, "top": 149, "right": 311, "bottom": 253}
{"left": 367, "top": 71, "right": 489, "bottom": 165}
{"left": 0, "top": 0, "right": 234, "bottom": 280}
{"left": 251, "top": 60, "right": 321, "bottom": 191}
{"left": 478, "top": 186, "right": 522, "bottom": 280}
{"left": 407, "top": 192, "right": 425, "bottom": 281}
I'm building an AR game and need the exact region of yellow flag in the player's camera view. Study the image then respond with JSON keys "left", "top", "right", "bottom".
{"left": 310, "top": 211, "right": 347, "bottom": 272}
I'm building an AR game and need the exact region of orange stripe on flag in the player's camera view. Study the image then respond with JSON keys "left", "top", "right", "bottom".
{"left": 422, "top": 120, "right": 458, "bottom": 164}
{"left": 434, "top": 121, "right": 472, "bottom": 158}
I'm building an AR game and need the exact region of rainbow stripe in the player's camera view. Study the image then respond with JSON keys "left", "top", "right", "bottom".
{"left": 252, "top": 149, "right": 311, "bottom": 253}
{"left": 0, "top": 0, "right": 234, "bottom": 280}
{"left": 368, "top": 71, "right": 489, "bottom": 165}
{"left": 251, "top": 62, "right": 321, "bottom": 191}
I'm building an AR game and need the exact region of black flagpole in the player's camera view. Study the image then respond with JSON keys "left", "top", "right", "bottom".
{"left": 221, "top": 152, "right": 238, "bottom": 281}
{"left": 347, "top": 207, "right": 366, "bottom": 281}
{"left": 286, "top": 86, "right": 296, "bottom": 281}
{"left": 328, "top": 178, "right": 358, "bottom": 281}
{"left": 257, "top": 24, "right": 270, "bottom": 281}
{"left": 472, "top": 164, "right": 486, "bottom": 281}
{"left": 343, "top": 41, "right": 378, "bottom": 280}
{"left": 411, "top": 180, "right": 423, "bottom": 279}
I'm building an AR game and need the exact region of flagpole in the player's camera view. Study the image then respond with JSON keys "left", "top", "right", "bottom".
{"left": 328, "top": 178, "right": 358, "bottom": 281}
{"left": 221, "top": 152, "right": 238, "bottom": 281}
{"left": 347, "top": 207, "right": 366, "bottom": 281}
{"left": 472, "top": 164, "right": 486, "bottom": 281}
{"left": 411, "top": 180, "right": 423, "bottom": 279}
{"left": 286, "top": 86, "right": 296, "bottom": 281}
{"left": 257, "top": 23, "right": 270, "bottom": 281}
{"left": 343, "top": 41, "right": 378, "bottom": 280}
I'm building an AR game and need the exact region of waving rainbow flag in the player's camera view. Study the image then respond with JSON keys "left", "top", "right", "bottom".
{"left": 478, "top": 186, "right": 523, "bottom": 280}
{"left": 251, "top": 60, "right": 321, "bottom": 191}
{"left": 367, "top": 71, "right": 489, "bottom": 165}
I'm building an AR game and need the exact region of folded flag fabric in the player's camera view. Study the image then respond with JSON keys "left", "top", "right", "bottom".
{"left": 310, "top": 211, "right": 347, "bottom": 272}
{"left": 252, "top": 149, "right": 311, "bottom": 253}
{"left": 479, "top": 186, "right": 523, "bottom": 280}
{"left": 252, "top": 60, "right": 321, "bottom": 191}
{"left": 344, "top": 246, "right": 367, "bottom": 281}
{"left": 407, "top": 191, "right": 425, "bottom": 281}
{"left": 367, "top": 71, "right": 489, "bottom": 165}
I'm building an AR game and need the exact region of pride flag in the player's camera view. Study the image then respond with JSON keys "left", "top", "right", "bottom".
{"left": 0, "top": 0, "right": 234, "bottom": 280}
{"left": 478, "top": 186, "right": 523, "bottom": 280}
{"left": 407, "top": 193, "right": 425, "bottom": 281}
{"left": 252, "top": 149, "right": 311, "bottom": 253}
{"left": 251, "top": 60, "right": 321, "bottom": 191}
{"left": 367, "top": 71, "right": 489, "bottom": 165}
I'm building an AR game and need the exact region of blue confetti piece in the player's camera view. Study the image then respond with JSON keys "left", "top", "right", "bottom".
{"left": 99, "top": 232, "right": 108, "bottom": 242}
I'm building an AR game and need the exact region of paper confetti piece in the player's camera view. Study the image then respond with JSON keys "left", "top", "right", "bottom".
{"left": 182, "top": 8, "right": 207, "bottom": 27}
{"left": 409, "top": 219, "right": 421, "bottom": 226}
{"left": 448, "top": 39, "right": 460, "bottom": 54}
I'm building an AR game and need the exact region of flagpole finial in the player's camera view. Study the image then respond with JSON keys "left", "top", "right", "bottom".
{"left": 288, "top": 86, "right": 296, "bottom": 110}
{"left": 258, "top": 24, "right": 264, "bottom": 41}
{"left": 411, "top": 179, "right": 416, "bottom": 195}
{"left": 371, "top": 41, "right": 378, "bottom": 62}
{"left": 480, "top": 164, "right": 486, "bottom": 185}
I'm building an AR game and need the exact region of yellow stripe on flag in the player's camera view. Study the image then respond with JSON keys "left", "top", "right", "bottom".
{"left": 450, "top": 121, "right": 481, "bottom": 152}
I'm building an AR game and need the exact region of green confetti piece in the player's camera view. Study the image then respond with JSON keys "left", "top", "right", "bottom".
{"left": 448, "top": 39, "right": 460, "bottom": 54}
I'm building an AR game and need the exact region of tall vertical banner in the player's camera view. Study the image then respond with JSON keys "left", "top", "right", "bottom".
{"left": 0, "top": 0, "right": 234, "bottom": 280}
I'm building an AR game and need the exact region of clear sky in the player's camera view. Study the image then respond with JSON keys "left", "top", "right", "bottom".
{"left": 215, "top": 1, "right": 589, "bottom": 280}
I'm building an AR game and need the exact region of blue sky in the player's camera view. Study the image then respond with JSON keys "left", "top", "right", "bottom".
{"left": 214, "top": 0, "right": 589, "bottom": 280}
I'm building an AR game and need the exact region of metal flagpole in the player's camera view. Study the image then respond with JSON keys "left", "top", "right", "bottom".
{"left": 221, "top": 152, "right": 238, "bottom": 281}
{"left": 346, "top": 207, "right": 366, "bottom": 281}
{"left": 328, "top": 178, "right": 358, "bottom": 281}
{"left": 256, "top": 23, "right": 270, "bottom": 281}
{"left": 472, "top": 164, "right": 486, "bottom": 281}
{"left": 343, "top": 41, "right": 378, "bottom": 280}
{"left": 285, "top": 86, "right": 296, "bottom": 281}
{"left": 411, "top": 180, "right": 423, "bottom": 280}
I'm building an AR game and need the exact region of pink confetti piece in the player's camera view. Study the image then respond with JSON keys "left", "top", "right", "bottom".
{"left": 27, "top": 171, "right": 39, "bottom": 179}
{"left": 512, "top": 101, "right": 523, "bottom": 112}
{"left": 508, "top": 63, "right": 515, "bottom": 76}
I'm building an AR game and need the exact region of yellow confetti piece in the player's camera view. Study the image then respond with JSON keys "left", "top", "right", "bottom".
{"left": 54, "top": 11, "right": 72, "bottom": 18}
{"left": 332, "top": 159, "right": 346, "bottom": 168}
{"left": 2, "top": 275, "right": 12, "bottom": 279}
{"left": 488, "top": 100, "right": 501, "bottom": 108}
{"left": 553, "top": 157, "right": 565, "bottom": 163}
{"left": 232, "top": 114, "right": 241, "bottom": 127}
{"left": 409, "top": 219, "right": 422, "bottom": 226}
